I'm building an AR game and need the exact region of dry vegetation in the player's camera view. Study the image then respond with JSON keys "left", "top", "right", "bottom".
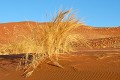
{"left": 0, "top": 9, "right": 89, "bottom": 77}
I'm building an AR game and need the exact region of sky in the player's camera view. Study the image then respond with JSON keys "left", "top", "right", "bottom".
{"left": 0, "top": 0, "right": 120, "bottom": 27}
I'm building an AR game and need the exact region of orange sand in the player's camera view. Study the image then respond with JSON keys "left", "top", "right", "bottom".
{"left": 0, "top": 51, "right": 120, "bottom": 80}
{"left": 0, "top": 22, "right": 120, "bottom": 80}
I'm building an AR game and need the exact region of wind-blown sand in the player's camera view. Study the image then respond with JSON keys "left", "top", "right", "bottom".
{"left": 0, "top": 51, "right": 120, "bottom": 80}
{"left": 0, "top": 22, "right": 120, "bottom": 80}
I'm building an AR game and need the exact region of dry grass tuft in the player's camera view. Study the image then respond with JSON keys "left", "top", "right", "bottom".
{"left": 0, "top": 9, "right": 89, "bottom": 77}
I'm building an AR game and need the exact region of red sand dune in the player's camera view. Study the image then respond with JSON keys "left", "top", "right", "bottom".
{"left": 0, "top": 21, "right": 120, "bottom": 80}
{"left": 0, "top": 21, "right": 120, "bottom": 44}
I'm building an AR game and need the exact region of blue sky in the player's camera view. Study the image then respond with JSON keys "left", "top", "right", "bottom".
{"left": 0, "top": 0, "right": 120, "bottom": 27}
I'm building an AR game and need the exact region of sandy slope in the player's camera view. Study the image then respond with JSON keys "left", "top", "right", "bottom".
{"left": 0, "top": 22, "right": 120, "bottom": 80}
{"left": 0, "top": 21, "right": 120, "bottom": 44}
{"left": 0, "top": 51, "right": 120, "bottom": 80}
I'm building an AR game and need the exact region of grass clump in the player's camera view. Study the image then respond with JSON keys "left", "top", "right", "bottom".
{"left": 0, "top": 9, "right": 86, "bottom": 77}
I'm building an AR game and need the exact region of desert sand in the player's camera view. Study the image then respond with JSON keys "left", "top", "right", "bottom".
{"left": 0, "top": 51, "right": 120, "bottom": 80}
{"left": 0, "top": 22, "right": 120, "bottom": 80}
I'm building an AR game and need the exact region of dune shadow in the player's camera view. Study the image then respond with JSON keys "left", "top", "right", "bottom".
{"left": 0, "top": 54, "right": 33, "bottom": 59}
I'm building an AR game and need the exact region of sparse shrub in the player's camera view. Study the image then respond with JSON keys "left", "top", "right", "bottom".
{"left": 0, "top": 9, "right": 88, "bottom": 77}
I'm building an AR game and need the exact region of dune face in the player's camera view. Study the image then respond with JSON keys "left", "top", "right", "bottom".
{"left": 0, "top": 21, "right": 120, "bottom": 44}
{"left": 0, "top": 52, "right": 120, "bottom": 80}
{"left": 0, "top": 22, "right": 36, "bottom": 44}
{"left": 0, "top": 21, "right": 120, "bottom": 80}
{"left": 0, "top": 21, "right": 120, "bottom": 52}
{"left": 74, "top": 25, "right": 120, "bottom": 39}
